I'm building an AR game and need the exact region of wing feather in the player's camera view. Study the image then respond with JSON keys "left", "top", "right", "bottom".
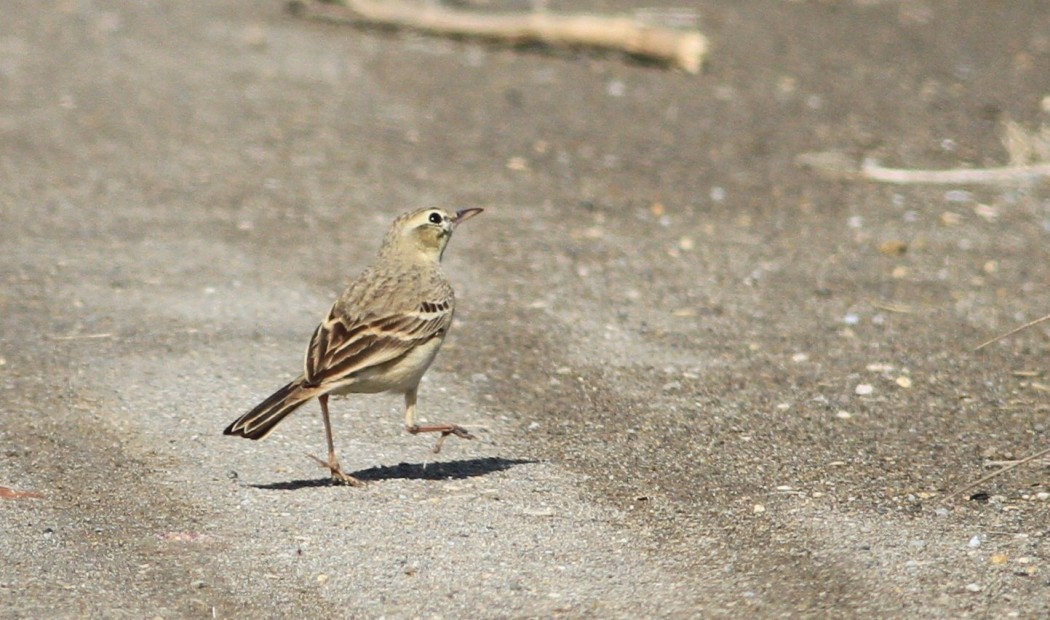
{"left": 303, "top": 299, "right": 452, "bottom": 388}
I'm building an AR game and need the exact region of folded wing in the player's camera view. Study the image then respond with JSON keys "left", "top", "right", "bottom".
{"left": 304, "top": 298, "right": 453, "bottom": 388}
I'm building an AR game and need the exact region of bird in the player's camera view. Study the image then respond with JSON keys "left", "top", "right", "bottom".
{"left": 224, "top": 207, "right": 483, "bottom": 486}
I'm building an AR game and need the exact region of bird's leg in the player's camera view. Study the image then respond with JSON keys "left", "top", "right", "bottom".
{"left": 307, "top": 394, "right": 363, "bottom": 486}
{"left": 403, "top": 387, "right": 476, "bottom": 454}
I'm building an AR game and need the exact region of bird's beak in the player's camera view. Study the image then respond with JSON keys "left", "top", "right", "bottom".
{"left": 452, "top": 208, "right": 484, "bottom": 227}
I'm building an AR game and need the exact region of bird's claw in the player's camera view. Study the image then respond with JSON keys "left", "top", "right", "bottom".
{"left": 330, "top": 470, "right": 364, "bottom": 487}
{"left": 307, "top": 453, "right": 364, "bottom": 486}
{"left": 432, "top": 425, "right": 476, "bottom": 453}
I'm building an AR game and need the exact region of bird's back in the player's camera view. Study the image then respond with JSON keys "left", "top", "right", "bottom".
{"left": 337, "top": 256, "right": 453, "bottom": 318}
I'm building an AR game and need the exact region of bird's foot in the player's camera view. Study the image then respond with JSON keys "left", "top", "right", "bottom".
{"left": 307, "top": 453, "right": 364, "bottom": 486}
{"left": 407, "top": 423, "right": 477, "bottom": 454}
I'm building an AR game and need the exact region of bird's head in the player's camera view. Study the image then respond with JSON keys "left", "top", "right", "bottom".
{"left": 382, "top": 207, "right": 483, "bottom": 263}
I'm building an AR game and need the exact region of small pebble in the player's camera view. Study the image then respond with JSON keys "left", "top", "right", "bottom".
{"left": 965, "top": 583, "right": 982, "bottom": 593}
{"left": 878, "top": 240, "right": 908, "bottom": 256}
{"left": 506, "top": 156, "right": 528, "bottom": 171}
{"left": 776, "top": 75, "right": 797, "bottom": 95}
{"left": 753, "top": 504, "right": 765, "bottom": 514}
{"left": 835, "top": 411, "right": 853, "bottom": 420}
{"left": 855, "top": 384, "right": 874, "bottom": 396}
{"left": 945, "top": 190, "right": 973, "bottom": 203}
{"left": 843, "top": 313, "right": 860, "bottom": 325}
{"left": 791, "top": 353, "right": 809, "bottom": 363}
{"left": 968, "top": 535, "right": 983, "bottom": 548}
{"left": 974, "top": 204, "right": 999, "bottom": 221}
{"left": 895, "top": 376, "right": 913, "bottom": 388}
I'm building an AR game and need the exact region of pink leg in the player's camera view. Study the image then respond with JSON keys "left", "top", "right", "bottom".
{"left": 307, "top": 394, "right": 363, "bottom": 486}
{"left": 403, "top": 387, "right": 476, "bottom": 453}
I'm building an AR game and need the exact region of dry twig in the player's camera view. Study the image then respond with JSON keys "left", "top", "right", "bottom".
{"left": 974, "top": 313, "right": 1050, "bottom": 351}
{"left": 290, "top": 0, "right": 708, "bottom": 73}
{"left": 797, "top": 153, "right": 1050, "bottom": 185}
{"left": 943, "top": 445, "right": 1050, "bottom": 501}
{"left": 0, "top": 486, "right": 45, "bottom": 500}
{"left": 798, "top": 119, "right": 1050, "bottom": 185}
{"left": 948, "top": 311, "right": 1050, "bottom": 500}
{"left": 49, "top": 332, "right": 114, "bottom": 341}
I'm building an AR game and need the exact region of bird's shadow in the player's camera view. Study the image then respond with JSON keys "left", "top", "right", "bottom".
{"left": 249, "top": 456, "right": 538, "bottom": 491}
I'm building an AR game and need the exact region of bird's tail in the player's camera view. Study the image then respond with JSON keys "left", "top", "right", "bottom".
{"left": 224, "top": 378, "right": 316, "bottom": 440}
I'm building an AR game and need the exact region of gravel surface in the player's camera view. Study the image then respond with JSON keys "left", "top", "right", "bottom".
{"left": 2, "top": 1, "right": 1050, "bottom": 617}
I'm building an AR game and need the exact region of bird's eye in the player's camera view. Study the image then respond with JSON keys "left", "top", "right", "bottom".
{"left": 428, "top": 212, "right": 442, "bottom": 224}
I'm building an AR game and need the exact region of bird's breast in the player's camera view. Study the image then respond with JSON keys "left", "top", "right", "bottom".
{"left": 331, "top": 335, "right": 447, "bottom": 395}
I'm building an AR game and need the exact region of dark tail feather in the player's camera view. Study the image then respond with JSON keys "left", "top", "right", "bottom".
{"left": 224, "top": 379, "right": 315, "bottom": 440}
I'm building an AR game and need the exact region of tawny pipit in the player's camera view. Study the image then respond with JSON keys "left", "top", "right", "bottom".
{"left": 224, "top": 207, "right": 483, "bottom": 485}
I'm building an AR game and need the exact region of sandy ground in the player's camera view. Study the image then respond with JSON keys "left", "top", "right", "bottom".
{"left": 2, "top": 1, "right": 1050, "bottom": 617}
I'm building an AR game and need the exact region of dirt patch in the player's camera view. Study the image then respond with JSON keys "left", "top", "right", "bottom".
{"left": 2, "top": 0, "right": 1049, "bottom": 616}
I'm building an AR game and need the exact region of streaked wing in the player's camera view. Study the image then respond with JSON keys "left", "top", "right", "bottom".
{"left": 303, "top": 298, "right": 452, "bottom": 387}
